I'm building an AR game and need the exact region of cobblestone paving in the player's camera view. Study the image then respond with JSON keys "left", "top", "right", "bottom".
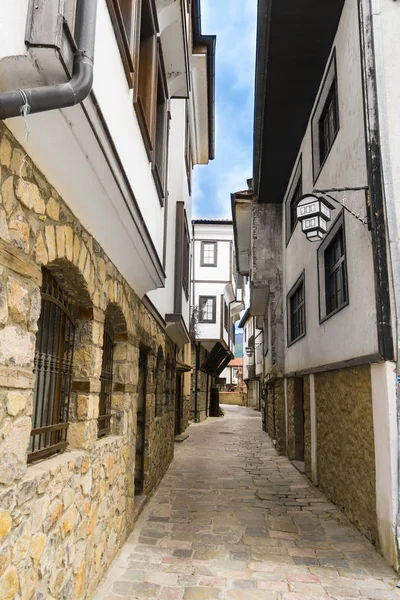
{"left": 94, "top": 405, "right": 400, "bottom": 600}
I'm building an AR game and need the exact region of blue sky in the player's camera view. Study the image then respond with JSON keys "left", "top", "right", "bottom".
{"left": 192, "top": 0, "right": 257, "bottom": 219}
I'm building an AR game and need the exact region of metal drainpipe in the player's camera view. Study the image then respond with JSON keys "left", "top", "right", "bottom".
{"left": 358, "top": 0, "right": 400, "bottom": 562}
{"left": 0, "top": 0, "right": 98, "bottom": 120}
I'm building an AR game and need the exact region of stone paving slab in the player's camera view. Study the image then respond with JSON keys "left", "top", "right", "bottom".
{"left": 94, "top": 406, "right": 400, "bottom": 600}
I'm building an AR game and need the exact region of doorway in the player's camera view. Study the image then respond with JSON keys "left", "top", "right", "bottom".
{"left": 175, "top": 374, "right": 183, "bottom": 435}
{"left": 135, "top": 349, "right": 147, "bottom": 495}
{"left": 293, "top": 377, "right": 305, "bottom": 463}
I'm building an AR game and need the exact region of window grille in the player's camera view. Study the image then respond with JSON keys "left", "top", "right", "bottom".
{"left": 98, "top": 316, "right": 115, "bottom": 437}
{"left": 29, "top": 269, "right": 76, "bottom": 462}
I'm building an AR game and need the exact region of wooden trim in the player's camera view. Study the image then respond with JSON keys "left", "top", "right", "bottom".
{"left": 133, "top": 0, "right": 159, "bottom": 158}
{"left": 174, "top": 202, "right": 184, "bottom": 314}
{"left": 0, "top": 239, "right": 41, "bottom": 285}
{"left": 284, "top": 353, "right": 382, "bottom": 379}
{"left": 105, "top": 0, "right": 137, "bottom": 87}
{"left": 287, "top": 270, "right": 306, "bottom": 347}
{"left": 151, "top": 42, "right": 169, "bottom": 205}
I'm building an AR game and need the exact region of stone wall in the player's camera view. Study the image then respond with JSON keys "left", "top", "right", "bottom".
{"left": 219, "top": 391, "right": 245, "bottom": 406}
{"left": 303, "top": 375, "right": 312, "bottom": 481}
{"left": 286, "top": 378, "right": 296, "bottom": 460}
{"left": 315, "top": 365, "right": 377, "bottom": 544}
{"left": 191, "top": 345, "right": 209, "bottom": 421}
{"left": 265, "top": 377, "right": 285, "bottom": 455}
{"left": 0, "top": 123, "right": 176, "bottom": 598}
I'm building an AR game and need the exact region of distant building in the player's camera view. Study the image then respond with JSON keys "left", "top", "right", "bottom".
{"left": 191, "top": 220, "right": 243, "bottom": 419}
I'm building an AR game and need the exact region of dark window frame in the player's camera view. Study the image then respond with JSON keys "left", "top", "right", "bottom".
{"left": 311, "top": 51, "right": 340, "bottom": 183}
{"left": 133, "top": 0, "right": 159, "bottom": 159}
{"left": 287, "top": 272, "right": 306, "bottom": 347}
{"left": 29, "top": 269, "right": 76, "bottom": 463}
{"left": 152, "top": 42, "right": 170, "bottom": 205}
{"left": 324, "top": 227, "right": 348, "bottom": 318}
{"left": 224, "top": 302, "right": 229, "bottom": 332}
{"left": 185, "top": 102, "right": 193, "bottom": 194}
{"left": 200, "top": 241, "right": 217, "bottom": 267}
{"left": 106, "top": 0, "right": 140, "bottom": 87}
{"left": 319, "top": 80, "right": 339, "bottom": 166}
{"left": 198, "top": 296, "right": 217, "bottom": 323}
{"left": 285, "top": 155, "right": 302, "bottom": 245}
{"left": 317, "top": 212, "right": 349, "bottom": 323}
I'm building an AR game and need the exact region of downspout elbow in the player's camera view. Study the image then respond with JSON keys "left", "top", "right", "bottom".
{"left": 0, "top": 0, "right": 97, "bottom": 121}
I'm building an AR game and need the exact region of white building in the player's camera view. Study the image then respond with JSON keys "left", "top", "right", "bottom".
{"left": 233, "top": 0, "right": 400, "bottom": 569}
{"left": 191, "top": 219, "right": 242, "bottom": 419}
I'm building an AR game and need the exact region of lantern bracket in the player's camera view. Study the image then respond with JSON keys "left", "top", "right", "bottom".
{"left": 313, "top": 187, "right": 370, "bottom": 227}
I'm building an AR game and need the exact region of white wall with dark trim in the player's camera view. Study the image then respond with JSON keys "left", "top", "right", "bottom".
{"left": 282, "top": 0, "right": 378, "bottom": 374}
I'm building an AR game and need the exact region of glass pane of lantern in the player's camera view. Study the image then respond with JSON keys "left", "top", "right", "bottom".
{"left": 306, "top": 230, "right": 324, "bottom": 242}
{"left": 302, "top": 217, "right": 316, "bottom": 231}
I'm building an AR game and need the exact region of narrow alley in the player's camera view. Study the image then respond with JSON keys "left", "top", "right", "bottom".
{"left": 95, "top": 406, "right": 399, "bottom": 600}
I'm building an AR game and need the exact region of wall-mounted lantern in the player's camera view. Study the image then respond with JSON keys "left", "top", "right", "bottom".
{"left": 296, "top": 194, "right": 335, "bottom": 242}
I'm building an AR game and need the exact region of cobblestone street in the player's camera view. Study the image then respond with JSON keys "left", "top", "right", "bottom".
{"left": 94, "top": 406, "right": 399, "bottom": 600}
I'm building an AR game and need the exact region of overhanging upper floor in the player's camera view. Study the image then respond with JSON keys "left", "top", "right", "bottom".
{"left": 254, "top": 0, "right": 345, "bottom": 204}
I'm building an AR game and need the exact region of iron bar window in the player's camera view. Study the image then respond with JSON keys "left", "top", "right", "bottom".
{"left": 325, "top": 227, "right": 347, "bottom": 315}
{"left": 288, "top": 275, "right": 305, "bottom": 345}
{"left": 29, "top": 269, "right": 76, "bottom": 463}
{"left": 98, "top": 316, "right": 115, "bottom": 437}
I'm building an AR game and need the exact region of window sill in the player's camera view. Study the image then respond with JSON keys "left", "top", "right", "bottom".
{"left": 320, "top": 299, "right": 349, "bottom": 325}
{"left": 287, "top": 331, "right": 306, "bottom": 348}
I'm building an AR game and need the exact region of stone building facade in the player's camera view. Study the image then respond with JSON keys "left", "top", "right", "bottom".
{"left": 0, "top": 124, "right": 176, "bottom": 599}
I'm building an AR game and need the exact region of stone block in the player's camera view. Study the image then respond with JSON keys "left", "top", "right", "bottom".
{"left": 0, "top": 208, "right": 9, "bottom": 242}
{"left": 0, "top": 280, "right": 8, "bottom": 325}
{"left": 0, "top": 417, "right": 31, "bottom": 484}
{"left": 15, "top": 179, "right": 45, "bottom": 214}
{"left": 33, "top": 233, "right": 48, "bottom": 266}
{"left": 7, "top": 276, "right": 29, "bottom": 324}
{"left": 0, "top": 511, "right": 12, "bottom": 540}
{"left": 10, "top": 148, "right": 30, "bottom": 178}
{"left": 46, "top": 197, "right": 60, "bottom": 221}
{"left": 1, "top": 177, "right": 16, "bottom": 218}
{"left": 0, "top": 137, "right": 12, "bottom": 168}
{"left": 8, "top": 209, "right": 30, "bottom": 253}
{"left": 68, "top": 420, "right": 96, "bottom": 450}
{"left": 0, "top": 325, "right": 35, "bottom": 367}
{"left": 0, "top": 565, "right": 19, "bottom": 599}
{"left": 45, "top": 225, "right": 56, "bottom": 262}
{"left": 6, "top": 391, "right": 28, "bottom": 416}
{"left": 30, "top": 532, "right": 46, "bottom": 566}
